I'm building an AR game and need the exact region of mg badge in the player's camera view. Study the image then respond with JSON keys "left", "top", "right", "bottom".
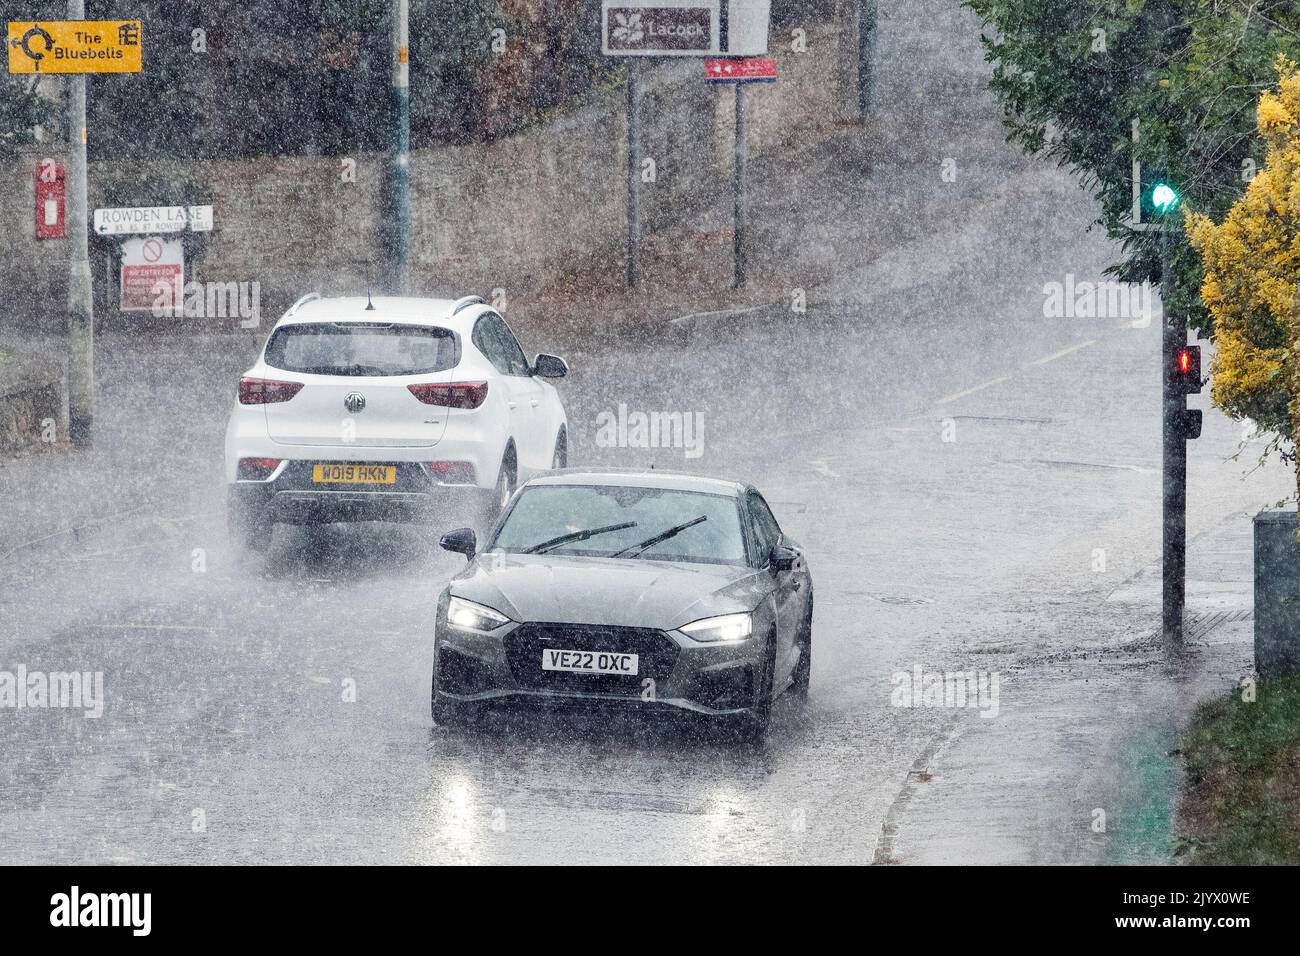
{"left": 344, "top": 392, "right": 366, "bottom": 413}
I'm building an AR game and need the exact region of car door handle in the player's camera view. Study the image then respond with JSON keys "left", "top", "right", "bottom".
{"left": 508, "top": 401, "right": 517, "bottom": 410}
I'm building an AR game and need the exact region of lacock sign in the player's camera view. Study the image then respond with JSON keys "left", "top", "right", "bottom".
{"left": 603, "top": 2, "right": 716, "bottom": 55}
{"left": 601, "top": 1, "right": 769, "bottom": 57}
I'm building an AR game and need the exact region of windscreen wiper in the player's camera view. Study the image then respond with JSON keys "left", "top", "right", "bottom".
{"left": 609, "top": 515, "right": 707, "bottom": 558}
{"left": 524, "top": 521, "right": 638, "bottom": 554}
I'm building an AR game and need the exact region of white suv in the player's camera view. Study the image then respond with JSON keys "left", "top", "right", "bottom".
{"left": 224, "top": 294, "right": 569, "bottom": 550}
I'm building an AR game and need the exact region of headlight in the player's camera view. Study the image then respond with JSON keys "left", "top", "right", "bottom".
{"left": 446, "top": 596, "right": 510, "bottom": 632}
{"left": 679, "top": 612, "right": 753, "bottom": 643}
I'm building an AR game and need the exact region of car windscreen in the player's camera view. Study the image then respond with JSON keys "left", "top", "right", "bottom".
{"left": 263, "top": 322, "right": 457, "bottom": 376}
{"left": 492, "top": 484, "right": 748, "bottom": 566}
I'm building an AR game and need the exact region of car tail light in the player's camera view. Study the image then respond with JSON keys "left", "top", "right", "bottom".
{"left": 237, "top": 457, "right": 282, "bottom": 480}
{"left": 408, "top": 381, "right": 488, "bottom": 409}
{"left": 239, "top": 377, "right": 303, "bottom": 405}
{"left": 426, "top": 461, "right": 476, "bottom": 483}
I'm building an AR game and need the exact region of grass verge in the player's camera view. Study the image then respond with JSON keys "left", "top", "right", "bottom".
{"left": 1178, "top": 671, "right": 1300, "bottom": 864}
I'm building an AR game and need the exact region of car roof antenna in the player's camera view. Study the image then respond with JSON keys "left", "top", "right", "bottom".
{"left": 365, "top": 289, "right": 376, "bottom": 311}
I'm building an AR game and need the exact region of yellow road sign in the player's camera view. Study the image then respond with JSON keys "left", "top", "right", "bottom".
{"left": 7, "top": 20, "right": 142, "bottom": 74}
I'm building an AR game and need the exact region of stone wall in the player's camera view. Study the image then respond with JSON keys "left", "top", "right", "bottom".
{"left": 0, "top": 348, "right": 65, "bottom": 453}
{"left": 0, "top": 22, "right": 846, "bottom": 335}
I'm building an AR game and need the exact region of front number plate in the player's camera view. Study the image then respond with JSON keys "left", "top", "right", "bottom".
{"left": 541, "top": 649, "right": 639, "bottom": 676}
{"left": 312, "top": 464, "right": 396, "bottom": 484}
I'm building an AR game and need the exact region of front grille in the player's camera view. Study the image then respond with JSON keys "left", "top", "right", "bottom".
{"left": 503, "top": 623, "right": 678, "bottom": 696}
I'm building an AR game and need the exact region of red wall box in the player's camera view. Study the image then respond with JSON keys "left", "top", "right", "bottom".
{"left": 35, "top": 159, "right": 66, "bottom": 240}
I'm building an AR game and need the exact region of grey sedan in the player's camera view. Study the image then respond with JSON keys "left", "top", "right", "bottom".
{"left": 431, "top": 470, "right": 813, "bottom": 740}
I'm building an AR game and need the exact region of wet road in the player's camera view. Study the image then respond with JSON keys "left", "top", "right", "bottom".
{"left": 1, "top": 189, "right": 1287, "bottom": 863}
{"left": 1, "top": 2, "right": 1292, "bottom": 865}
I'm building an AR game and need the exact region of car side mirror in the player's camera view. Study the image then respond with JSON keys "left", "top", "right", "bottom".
{"left": 440, "top": 527, "right": 477, "bottom": 559}
{"left": 533, "top": 353, "right": 568, "bottom": 378}
{"left": 771, "top": 545, "right": 797, "bottom": 572}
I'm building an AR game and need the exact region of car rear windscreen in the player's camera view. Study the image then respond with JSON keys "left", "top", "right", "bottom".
{"left": 264, "top": 322, "right": 457, "bottom": 376}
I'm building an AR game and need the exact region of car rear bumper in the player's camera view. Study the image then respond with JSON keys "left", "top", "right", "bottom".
{"left": 224, "top": 422, "right": 503, "bottom": 490}
{"left": 434, "top": 619, "right": 763, "bottom": 716}
{"left": 229, "top": 461, "right": 482, "bottom": 524}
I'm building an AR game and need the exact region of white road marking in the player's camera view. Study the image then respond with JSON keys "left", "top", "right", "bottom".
{"left": 86, "top": 624, "right": 215, "bottom": 631}
{"left": 810, "top": 458, "right": 840, "bottom": 479}
{"left": 935, "top": 375, "right": 1012, "bottom": 406}
{"left": 1029, "top": 339, "right": 1096, "bottom": 366}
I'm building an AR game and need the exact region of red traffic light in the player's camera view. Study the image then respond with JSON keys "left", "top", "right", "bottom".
{"left": 1172, "top": 345, "right": 1202, "bottom": 394}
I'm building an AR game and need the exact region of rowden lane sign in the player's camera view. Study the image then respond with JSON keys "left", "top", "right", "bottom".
{"left": 602, "top": 1, "right": 719, "bottom": 56}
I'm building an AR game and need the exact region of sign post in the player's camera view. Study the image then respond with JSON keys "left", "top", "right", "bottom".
{"left": 388, "top": 0, "right": 410, "bottom": 295}
{"left": 626, "top": 59, "right": 640, "bottom": 287}
{"left": 706, "top": 56, "right": 775, "bottom": 288}
{"left": 9, "top": 9, "right": 143, "bottom": 447}
{"left": 602, "top": 1, "right": 771, "bottom": 288}
{"left": 734, "top": 82, "right": 746, "bottom": 287}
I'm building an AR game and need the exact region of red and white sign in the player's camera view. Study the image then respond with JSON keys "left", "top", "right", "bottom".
{"left": 119, "top": 236, "right": 184, "bottom": 313}
{"left": 35, "top": 158, "right": 66, "bottom": 240}
{"left": 705, "top": 57, "right": 776, "bottom": 83}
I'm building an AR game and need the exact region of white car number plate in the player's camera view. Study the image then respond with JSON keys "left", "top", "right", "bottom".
{"left": 542, "top": 649, "right": 639, "bottom": 676}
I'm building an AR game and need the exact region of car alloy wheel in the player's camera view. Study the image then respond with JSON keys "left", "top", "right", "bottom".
{"left": 791, "top": 601, "right": 812, "bottom": 698}
{"left": 739, "top": 627, "right": 777, "bottom": 744}
{"left": 496, "top": 459, "right": 515, "bottom": 511}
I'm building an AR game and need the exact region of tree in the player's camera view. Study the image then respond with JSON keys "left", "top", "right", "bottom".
{"left": 0, "top": 75, "right": 54, "bottom": 155}
{"left": 964, "top": 0, "right": 1300, "bottom": 334}
{"left": 0, "top": 1, "right": 59, "bottom": 154}
{"left": 1186, "top": 62, "right": 1300, "bottom": 492}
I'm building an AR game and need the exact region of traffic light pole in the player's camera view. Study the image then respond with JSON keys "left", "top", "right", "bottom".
{"left": 1161, "top": 224, "right": 1187, "bottom": 644}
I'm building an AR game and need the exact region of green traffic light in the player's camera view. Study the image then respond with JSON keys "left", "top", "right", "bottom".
{"left": 1152, "top": 182, "right": 1179, "bottom": 212}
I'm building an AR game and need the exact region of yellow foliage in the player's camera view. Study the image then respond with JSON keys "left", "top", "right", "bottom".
{"left": 1186, "top": 59, "right": 1300, "bottom": 451}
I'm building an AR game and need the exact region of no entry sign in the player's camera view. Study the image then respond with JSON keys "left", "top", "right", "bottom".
{"left": 705, "top": 56, "right": 776, "bottom": 83}
{"left": 119, "top": 236, "right": 183, "bottom": 313}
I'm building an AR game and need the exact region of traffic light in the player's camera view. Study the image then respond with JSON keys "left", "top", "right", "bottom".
{"left": 1139, "top": 167, "right": 1181, "bottom": 223}
{"left": 1174, "top": 408, "right": 1203, "bottom": 440}
{"left": 1172, "top": 345, "right": 1202, "bottom": 394}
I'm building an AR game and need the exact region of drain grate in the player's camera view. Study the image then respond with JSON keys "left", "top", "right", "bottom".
{"left": 875, "top": 595, "right": 934, "bottom": 606}
{"left": 1185, "top": 609, "right": 1251, "bottom": 641}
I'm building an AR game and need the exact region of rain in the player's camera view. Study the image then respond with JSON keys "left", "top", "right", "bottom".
{"left": 1, "top": 0, "right": 1298, "bottom": 884}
